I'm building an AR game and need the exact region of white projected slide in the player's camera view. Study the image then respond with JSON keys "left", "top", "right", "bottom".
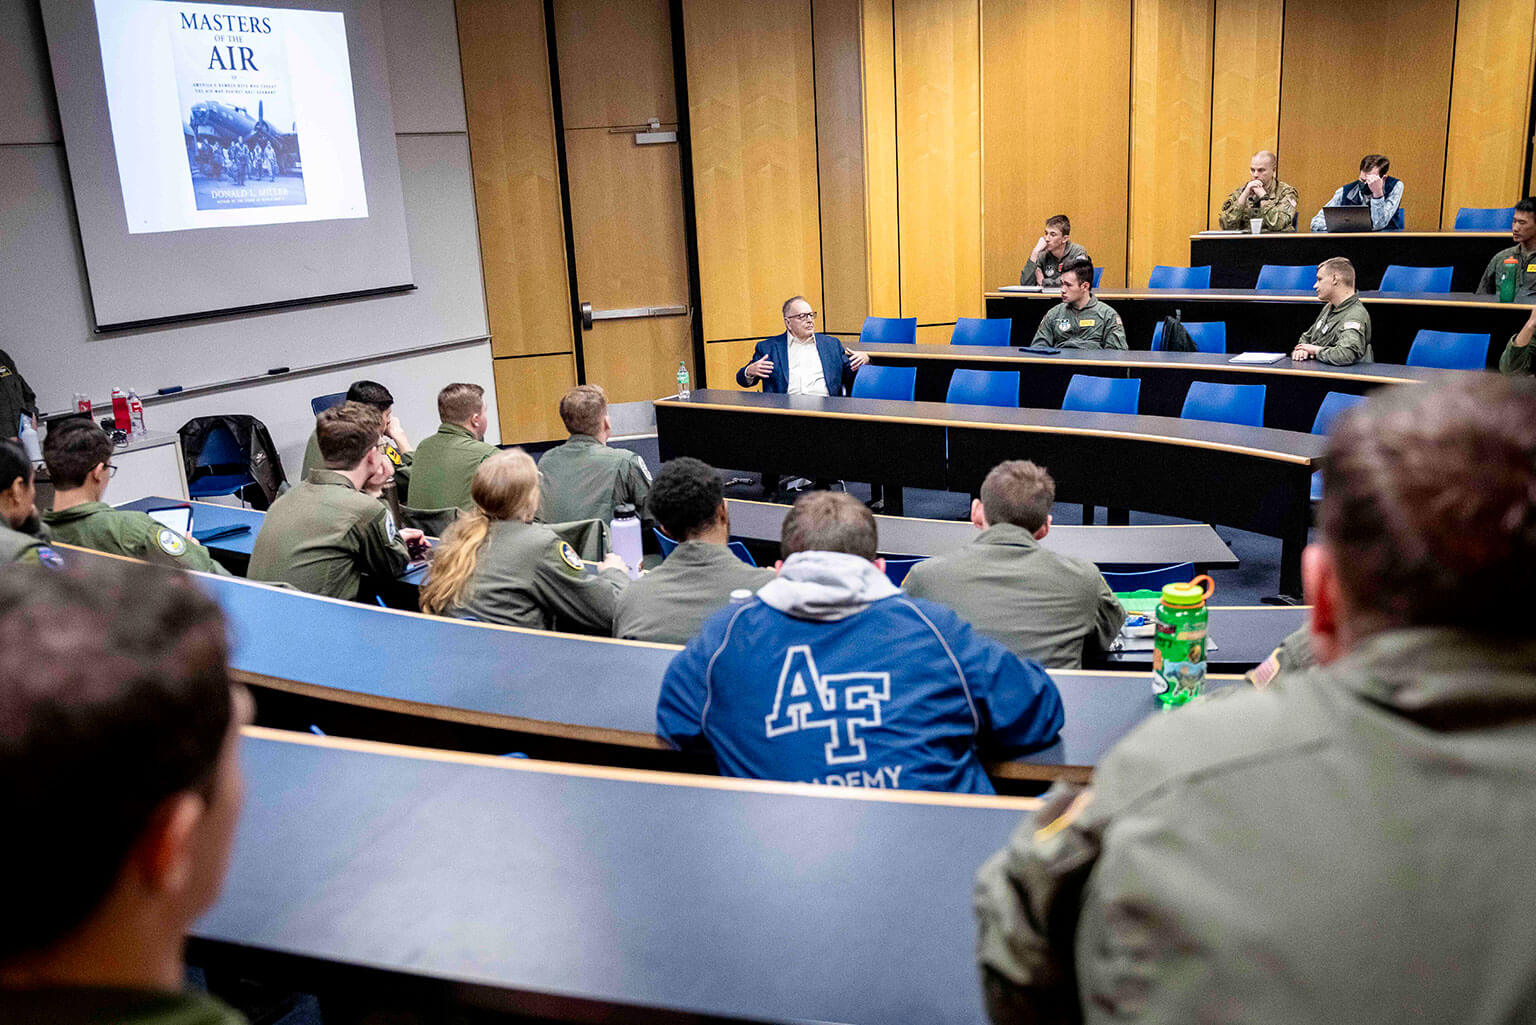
{"left": 94, "top": 1, "right": 369, "bottom": 234}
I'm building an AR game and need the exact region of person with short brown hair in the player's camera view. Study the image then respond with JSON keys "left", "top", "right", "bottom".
{"left": 1030, "top": 258, "right": 1127, "bottom": 350}
{"left": 537, "top": 384, "right": 652, "bottom": 526}
{"left": 1021, "top": 214, "right": 1089, "bottom": 286}
{"left": 905, "top": 460, "right": 1124, "bottom": 668}
{"left": 248, "top": 403, "right": 423, "bottom": 599}
{"left": 41, "top": 419, "right": 228, "bottom": 574}
{"left": 1310, "top": 152, "right": 1404, "bottom": 231}
{"left": 0, "top": 560, "right": 252, "bottom": 1025}
{"left": 1291, "top": 257, "right": 1373, "bottom": 364}
{"left": 976, "top": 375, "right": 1536, "bottom": 1025}
{"left": 408, "top": 382, "right": 496, "bottom": 512}
{"left": 657, "top": 490, "right": 1064, "bottom": 794}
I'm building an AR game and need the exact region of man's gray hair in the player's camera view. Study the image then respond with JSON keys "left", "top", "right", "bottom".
{"left": 782, "top": 295, "right": 809, "bottom": 318}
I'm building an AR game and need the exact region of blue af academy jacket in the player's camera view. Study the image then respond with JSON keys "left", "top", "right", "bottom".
{"left": 657, "top": 552, "right": 1066, "bottom": 794}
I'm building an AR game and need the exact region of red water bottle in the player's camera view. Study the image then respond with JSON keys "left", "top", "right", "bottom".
{"left": 111, "top": 387, "right": 130, "bottom": 434}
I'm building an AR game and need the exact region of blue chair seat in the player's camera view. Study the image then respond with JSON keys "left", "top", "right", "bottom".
{"left": 1151, "top": 321, "right": 1226, "bottom": 353}
{"left": 655, "top": 527, "right": 757, "bottom": 567}
{"left": 949, "top": 317, "right": 1012, "bottom": 346}
{"left": 1181, "top": 381, "right": 1266, "bottom": 427}
{"left": 882, "top": 556, "right": 924, "bottom": 586}
{"left": 1406, "top": 330, "right": 1489, "bottom": 370}
{"left": 1379, "top": 264, "right": 1453, "bottom": 294}
{"left": 860, "top": 316, "right": 917, "bottom": 346}
{"left": 945, "top": 369, "right": 1018, "bottom": 408}
{"left": 1255, "top": 264, "right": 1315, "bottom": 291}
{"left": 1147, "top": 265, "right": 1212, "bottom": 289}
{"left": 851, "top": 365, "right": 916, "bottom": 401}
{"left": 310, "top": 392, "right": 348, "bottom": 417}
{"left": 1061, "top": 374, "right": 1140, "bottom": 415}
{"left": 1454, "top": 206, "right": 1515, "bottom": 231}
{"left": 1092, "top": 267, "right": 1105, "bottom": 288}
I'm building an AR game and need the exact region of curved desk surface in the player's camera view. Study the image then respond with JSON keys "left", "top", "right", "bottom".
{"left": 197, "top": 728, "right": 1035, "bottom": 1024}
{"left": 725, "top": 498, "right": 1238, "bottom": 568}
{"left": 40, "top": 545, "right": 1299, "bottom": 782}
{"left": 1188, "top": 230, "right": 1511, "bottom": 291}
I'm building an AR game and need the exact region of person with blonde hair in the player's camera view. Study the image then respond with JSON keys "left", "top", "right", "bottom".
{"left": 421, "top": 448, "right": 629, "bottom": 632}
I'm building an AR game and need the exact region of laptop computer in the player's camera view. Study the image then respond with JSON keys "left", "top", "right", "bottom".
{"left": 1322, "top": 206, "right": 1374, "bottom": 232}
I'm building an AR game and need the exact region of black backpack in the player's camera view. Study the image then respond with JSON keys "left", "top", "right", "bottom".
{"left": 1158, "top": 310, "right": 1197, "bottom": 352}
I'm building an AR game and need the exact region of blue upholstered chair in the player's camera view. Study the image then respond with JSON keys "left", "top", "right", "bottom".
{"left": 851, "top": 365, "right": 917, "bottom": 401}
{"left": 1061, "top": 374, "right": 1140, "bottom": 415}
{"left": 1147, "top": 265, "right": 1212, "bottom": 289}
{"left": 1309, "top": 391, "right": 1367, "bottom": 501}
{"left": 1181, "top": 381, "right": 1266, "bottom": 427}
{"left": 1405, "top": 330, "right": 1489, "bottom": 370}
{"left": 949, "top": 317, "right": 1012, "bottom": 346}
{"left": 860, "top": 316, "right": 917, "bottom": 345}
{"left": 1255, "top": 264, "right": 1315, "bottom": 291}
{"left": 945, "top": 369, "right": 1018, "bottom": 408}
{"left": 1151, "top": 321, "right": 1227, "bottom": 353}
{"left": 1454, "top": 207, "right": 1515, "bottom": 231}
{"left": 1379, "top": 265, "right": 1453, "bottom": 294}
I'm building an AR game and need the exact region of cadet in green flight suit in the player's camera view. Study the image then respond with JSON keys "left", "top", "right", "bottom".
{"left": 537, "top": 383, "right": 651, "bottom": 526}
{"left": 613, "top": 456, "right": 776, "bottom": 645}
{"left": 903, "top": 460, "right": 1124, "bottom": 669}
{"left": 249, "top": 402, "right": 425, "bottom": 600}
{"left": 975, "top": 376, "right": 1536, "bottom": 1025}
{"left": 1030, "top": 257, "right": 1128, "bottom": 350}
{"left": 420, "top": 447, "right": 629, "bottom": 634}
{"left": 407, "top": 382, "right": 498, "bottom": 512}
{"left": 0, "top": 439, "right": 59, "bottom": 566}
{"left": 1499, "top": 304, "right": 1536, "bottom": 375}
{"left": 0, "top": 560, "right": 252, "bottom": 1025}
{"left": 1217, "top": 150, "right": 1300, "bottom": 232}
{"left": 1291, "top": 256, "right": 1373, "bottom": 365}
{"left": 1020, "top": 214, "right": 1089, "bottom": 287}
{"left": 40, "top": 419, "right": 228, "bottom": 575}
{"left": 1475, "top": 197, "right": 1536, "bottom": 298}
{"left": 300, "top": 379, "right": 413, "bottom": 499}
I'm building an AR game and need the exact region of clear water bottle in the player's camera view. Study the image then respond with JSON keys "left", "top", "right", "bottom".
{"left": 18, "top": 415, "right": 42, "bottom": 462}
{"left": 611, "top": 502, "right": 643, "bottom": 579}
{"left": 127, "top": 390, "right": 146, "bottom": 436}
{"left": 676, "top": 361, "right": 691, "bottom": 400}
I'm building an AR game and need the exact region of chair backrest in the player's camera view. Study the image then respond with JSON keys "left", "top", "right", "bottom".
{"left": 1180, "top": 381, "right": 1266, "bottom": 427}
{"left": 726, "top": 541, "right": 758, "bottom": 567}
{"left": 310, "top": 392, "right": 348, "bottom": 417}
{"left": 1254, "top": 264, "right": 1316, "bottom": 291}
{"left": 1454, "top": 206, "right": 1515, "bottom": 231}
{"left": 402, "top": 505, "right": 461, "bottom": 538}
{"left": 945, "top": 369, "right": 1019, "bottom": 408}
{"left": 1101, "top": 562, "right": 1196, "bottom": 593}
{"left": 860, "top": 316, "right": 917, "bottom": 345}
{"left": 195, "top": 423, "right": 246, "bottom": 468}
{"left": 1147, "top": 265, "right": 1212, "bottom": 289}
{"left": 1406, "top": 330, "right": 1490, "bottom": 370}
{"left": 1379, "top": 264, "right": 1453, "bottom": 294}
{"left": 882, "top": 556, "right": 925, "bottom": 586}
{"left": 1151, "top": 321, "right": 1227, "bottom": 353}
{"left": 949, "top": 317, "right": 1012, "bottom": 346}
{"left": 1092, "top": 266, "right": 1105, "bottom": 287}
{"left": 1310, "top": 391, "right": 1367, "bottom": 435}
{"left": 1061, "top": 374, "right": 1141, "bottom": 415}
{"left": 851, "top": 364, "right": 917, "bottom": 401}
{"left": 652, "top": 526, "right": 679, "bottom": 559}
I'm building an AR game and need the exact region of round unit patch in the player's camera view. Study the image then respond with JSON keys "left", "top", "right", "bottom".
{"left": 557, "top": 541, "right": 584, "bottom": 572}
{"left": 156, "top": 529, "right": 188, "bottom": 557}
{"left": 36, "top": 545, "right": 64, "bottom": 570}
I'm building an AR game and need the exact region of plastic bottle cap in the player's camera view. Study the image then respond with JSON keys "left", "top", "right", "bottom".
{"left": 1160, "top": 577, "right": 1214, "bottom": 607}
{"left": 729, "top": 589, "right": 752, "bottom": 602}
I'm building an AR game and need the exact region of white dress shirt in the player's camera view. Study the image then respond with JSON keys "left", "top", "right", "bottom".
{"left": 785, "top": 335, "right": 827, "bottom": 396}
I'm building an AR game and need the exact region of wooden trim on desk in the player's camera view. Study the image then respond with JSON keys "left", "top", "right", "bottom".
{"left": 656, "top": 398, "right": 1321, "bottom": 465}
{"left": 851, "top": 346, "right": 1432, "bottom": 386}
{"left": 243, "top": 726, "right": 1044, "bottom": 811}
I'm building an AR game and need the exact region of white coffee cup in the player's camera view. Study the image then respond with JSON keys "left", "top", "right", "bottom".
{"left": 1250, "top": 217, "right": 1263, "bottom": 234}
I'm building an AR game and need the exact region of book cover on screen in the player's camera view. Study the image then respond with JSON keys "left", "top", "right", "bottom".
{"left": 171, "top": 4, "right": 306, "bottom": 212}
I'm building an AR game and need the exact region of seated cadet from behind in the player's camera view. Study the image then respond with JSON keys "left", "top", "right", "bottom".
{"left": 1309, "top": 152, "right": 1404, "bottom": 231}
{"left": 300, "top": 380, "right": 412, "bottom": 492}
{"left": 1476, "top": 196, "right": 1536, "bottom": 298}
{"left": 1291, "top": 257, "right": 1373, "bottom": 365}
{"left": 657, "top": 491, "right": 1064, "bottom": 795}
{"left": 0, "top": 560, "right": 251, "bottom": 1025}
{"left": 0, "top": 440, "right": 59, "bottom": 566}
{"left": 1030, "top": 258, "right": 1127, "bottom": 350}
{"left": 407, "top": 382, "right": 497, "bottom": 512}
{"left": 248, "top": 402, "right": 423, "bottom": 599}
{"left": 537, "top": 384, "right": 652, "bottom": 526}
{"left": 1499, "top": 304, "right": 1536, "bottom": 375}
{"left": 904, "top": 460, "right": 1124, "bottom": 669}
{"left": 613, "top": 457, "right": 776, "bottom": 644}
{"left": 1217, "top": 150, "right": 1299, "bottom": 232}
{"left": 1021, "top": 215, "right": 1089, "bottom": 286}
{"left": 419, "top": 448, "right": 628, "bottom": 633}
{"left": 41, "top": 419, "right": 229, "bottom": 575}
{"left": 975, "top": 374, "right": 1536, "bottom": 1025}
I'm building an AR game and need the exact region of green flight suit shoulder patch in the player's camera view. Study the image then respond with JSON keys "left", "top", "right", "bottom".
{"left": 556, "top": 540, "right": 584, "bottom": 574}
{"left": 156, "top": 528, "right": 188, "bottom": 557}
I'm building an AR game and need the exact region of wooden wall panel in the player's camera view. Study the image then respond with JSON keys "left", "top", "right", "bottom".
{"left": 1208, "top": 0, "right": 1282, "bottom": 228}
{"left": 703, "top": 338, "right": 760, "bottom": 392}
{"left": 895, "top": 0, "right": 981, "bottom": 324}
{"left": 493, "top": 354, "right": 578, "bottom": 444}
{"left": 457, "top": 0, "right": 575, "bottom": 360}
{"left": 862, "top": 0, "right": 901, "bottom": 319}
{"left": 981, "top": 0, "right": 1132, "bottom": 289}
{"left": 1442, "top": 0, "right": 1536, "bottom": 225}
{"left": 815, "top": 0, "right": 871, "bottom": 335}
{"left": 554, "top": 0, "right": 676, "bottom": 130}
{"left": 682, "top": 0, "right": 822, "bottom": 343}
{"left": 1277, "top": 0, "right": 1456, "bottom": 232}
{"left": 1129, "top": 0, "right": 1214, "bottom": 286}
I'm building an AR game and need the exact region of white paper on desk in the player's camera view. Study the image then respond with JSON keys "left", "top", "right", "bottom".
{"left": 998, "top": 284, "right": 1043, "bottom": 292}
{"left": 1228, "top": 352, "right": 1286, "bottom": 364}
{"left": 1196, "top": 230, "right": 1246, "bottom": 235}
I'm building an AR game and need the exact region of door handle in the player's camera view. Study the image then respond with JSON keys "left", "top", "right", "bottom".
{"left": 578, "top": 304, "right": 689, "bottom": 330}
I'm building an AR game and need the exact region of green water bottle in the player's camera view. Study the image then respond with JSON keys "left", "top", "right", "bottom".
{"left": 1499, "top": 257, "right": 1519, "bottom": 303}
{"left": 1152, "top": 574, "right": 1214, "bottom": 707}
